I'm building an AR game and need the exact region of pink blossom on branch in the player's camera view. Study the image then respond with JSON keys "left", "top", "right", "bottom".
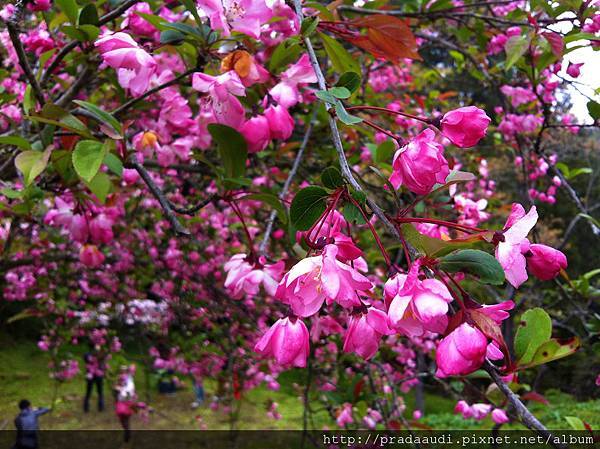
{"left": 95, "top": 32, "right": 157, "bottom": 96}
{"left": 440, "top": 106, "right": 491, "bottom": 148}
{"left": 254, "top": 316, "right": 309, "bottom": 368}
{"left": 192, "top": 71, "right": 246, "bottom": 128}
{"left": 197, "top": 0, "right": 273, "bottom": 39}
{"left": 389, "top": 128, "right": 450, "bottom": 195}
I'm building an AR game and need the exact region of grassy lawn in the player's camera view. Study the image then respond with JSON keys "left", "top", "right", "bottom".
{"left": 1, "top": 337, "right": 598, "bottom": 431}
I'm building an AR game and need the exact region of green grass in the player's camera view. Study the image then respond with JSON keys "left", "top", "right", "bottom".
{"left": 1, "top": 337, "right": 598, "bottom": 431}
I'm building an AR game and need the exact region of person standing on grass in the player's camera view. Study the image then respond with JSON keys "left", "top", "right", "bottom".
{"left": 114, "top": 364, "right": 145, "bottom": 443}
{"left": 13, "top": 399, "right": 51, "bottom": 449}
{"left": 83, "top": 345, "right": 106, "bottom": 412}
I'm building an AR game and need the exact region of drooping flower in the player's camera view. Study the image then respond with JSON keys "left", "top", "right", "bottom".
{"left": 254, "top": 316, "right": 309, "bottom": 368}
{"left": 336, "top": 403, "right": 354, "bottom": 428}
{"left": 223, "top": 254, "right": 284, "bottom": 298}
{"left": 240, "top": 115, "right": 271, "bottom": 153}
{"left": 343, "top": 307, "right": 391, "bottom": 360}
{"left": 95, "top": 32, "right": 156, "bottom": 96}
{"left": 440, "top": 106, "right": 490, "bottom": 148}
{"left": 79, "top": 245, "right": 105, "bottom": 268}
{"left": 197, "top": 0, "right": 273, "bottom": 39}
{"left": 435, "top": 323, "right": 488, "bottom": 378}
{"left": 389, "top": 129, "right": 449, "bottom": 195}
{"left": 264, "top": 104, "right": 294, "bottom": 140}
{"left": 275, "top": 244, "right": 373, "bottom": 317}
{"left": 491, "top": 408, "right": 510, "bottom": 424}
{"left": 384, "top": 263, "right": 454, "bottom": 337}
{"left": 192, "top": 71, "right": 246, "bottom": 128}
{"left": 526, "top": 244, "right": 567, "bottom": 281}
{"left": 89, "top": 214, "right": 114, "bottom": 244}
{"left": 269, "top": 54, "right": 316, "bottom": 108}
{"left": 495, "top": 203, "right": 538, "bottom": 288}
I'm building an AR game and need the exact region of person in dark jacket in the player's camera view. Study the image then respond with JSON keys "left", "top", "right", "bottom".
{"left": 14, "top": 399, "right": 50, "bottom": 449}
{"left": 83, "top": 351, "right": 105, "bottom": 412}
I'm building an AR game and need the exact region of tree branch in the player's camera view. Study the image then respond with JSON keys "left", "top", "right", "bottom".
{"left": 484, "top": 361, "right": 566, "bottom": 449}
{"left": 128, "top": 160, "right": 191, "bottom": 236}
{"left": 112, "top": 68, "right": 198, "bottom": 118}
{"left": 5, "top": 2, "right": 45, "bottom": 105}
{"left": 293, "top": 0, "right": 400, "bottom": 243}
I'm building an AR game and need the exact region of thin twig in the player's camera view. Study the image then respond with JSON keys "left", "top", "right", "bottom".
{"left": 112, "top": 68, "right": 198, "bottom": 118}
{"left": 128, "top": 160, "right": 191, "bottom": 236}
{"left": 258, "top": 107, "right": 318, "bottom": 255}
{"left": 55, "top": 64, "right": 95, "bottom": 107}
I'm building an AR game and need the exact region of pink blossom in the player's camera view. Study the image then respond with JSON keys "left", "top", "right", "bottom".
{"left": 566, "top": 62, "right": 583, "bottom": 78}
{"left": 254, "top": 316, "right": 309, "bottom": 368}
{"left": 27, "top": 0, "right": 51, "bottom": 12}
{"left": 95, "top": 32, "right": 156, "bottom": 96}
{"left": 269, "top": 54, "right": 316, "bottom": 108}
{"left": 526, "top": 244, "right": 567, "bottom": 281}
{"left": 390, "top": 129, "right": 449, "bottom": 195}
{"left": 495, "top": 203, "right": 538, "bottom": 288}
{"left": 385, "top": 264, "right": 453, "bottom": 336}
{"left": 197, "top": 0, "right": 273, "bottom": 39}
{"left": 435, "top": 323, "right": 488, "bottom": 378}
{"left": 192, "top": 71, "right": 246, "bottom": 128}
{"left": 240, "top": 115, "right": 271, "bottom": 152}
{"left": 70, "top": 214, "right": 89, "bottom": 243}
{"left": 264, "top": 104, "right": 294, "bottom": 140}
{"left": 491, "top": 408, "right": 510, "bottom": 424}
{"left": 79, "top": 245, "right": 105, "bottom": 268}
{"left": 336, "top": 403, "right": 354, "bottom": 427}
{"left": 122, "top": 3, "right": 157, "bottom": 37}
{"left": 440, "top": 106, "right": 490, "bottom": 148}
{"left": 89, "top": 214, "right": 114, "bottom": 244}
{"left": 224, "top": 254, "right": 284, "bottom": 298}
{"left": 343, "top": 307, "right": 391, "bottom": 360}
{"left": 275, "top": 244, "right": 373, "bottom": 317}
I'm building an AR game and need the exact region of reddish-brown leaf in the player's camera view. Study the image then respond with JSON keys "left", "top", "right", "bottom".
{"left": 521, "top": 391, "right": 550, "bottom": 405}
{"left": 542, "top": 32, "right": 564, "bottom": 57}
{"left": 468, "top": 308, "right": 513, "bottom": 370}
{"left": 353, "top": 378, "right": 365, "bottom": 401}
{"left": 347, "top": 15, "right": 421, "bottom": 62}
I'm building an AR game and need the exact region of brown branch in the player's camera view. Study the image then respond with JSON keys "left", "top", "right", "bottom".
{"left": 484, "top": 361, "right": 567, "bottom": 449}
{"left": 55, "top": 64, "right": 95, "bottom": 108}
{"left": 5, "top": 2, "right": 45, "bottom": 105}
{"left": 128, "top": 160, "right": 191, "bottom": 236}
{"left": 112, "top": 68, "right": 198, "bottom": 118}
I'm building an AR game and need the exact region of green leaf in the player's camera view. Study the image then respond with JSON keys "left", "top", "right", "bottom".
{"left": 78, "top": 3, "right": 99, "bottom": 26}
{"left": 335, "top": 102, "right": 363, "bottom": 125}
{"left": 336, "top": 72, "right": 361, "bottom": 94}
{"left": 73, "top": 100, "right": 123, "bottom": 137}
{"left": 290, "top": 186, "right": 329, "bottom": 231}
{"left": 1, "top": 188, "right": 23, "bottom": 199}
{"left": 514, "top": 308, "right": 552, "bottom": 364}
{"left": 135, "top": 12, "right": 171, "bottom": 32}
{"left": 161, "top": 22, "right": 204, "bottom": 40}
{"left": 62, "top": 25, "right": 89, "bottom": 41}
{"left": 504, "top": 34, "right": 530, "bottom": 70}
{"left": 439, "top": 249, "right": 505, "bottom": 285}
{"left": 301, "top": 16, "right": 320, "bottom": 37}
{"left": 343, "top": 202, "right": 366, "bottom": 225}
{"left": 318, "top": 32, "right": 360, "bottom": 75}
{"left": 160, "top": 29, "right": 185, "bottom": 45}
{"left": 84, "top": 171, "right": 111, "bottom": 203}
{"left": 521, "top": 337, "right": 580, "bottom": 369}
{"left": 564, "top": 416, "right": 586, "bottom": 431}
{"left": 56, "top": 0, "right": 78, "bottom": 24}
{"left": 328, "top": 87, "right": 351, "bottom": 99}
{"left": 72, "top": 140, "right": 108, "bottom": 182}
{"left": 207, "top": 124, "right": 248, "bottom": 187}
{"left": 0, "top": 136, "right": 31, "bottom": 150}
{"left": 567, "top": 167, "right": 592, "bottom": 180}
{"left": 103, "top": 152, "right": 123, "bottom": 177}
{"left": 243, "top": 193, "right": 287, "bottom": 224}
{"left": 315, "top": 90, "right": 338, "bottom": 104}
{"left": 268, "top": 38, "right": 301, "bottom": 73}
{"left": 23, "top": 85, "right": 34, "bottom": 115}
{"left": 15, "top": 148, "right": 52, "bottom": 186}
{"left": 27, "top": 104, "right": 92, "bottom": 138}
{"left": 587, "top": 100, "right": 600, "bottom": 120}
{"left": 321, "top": 166, "right": 344, "bottom": 189}
{"left": 374, "top": 140, "right": 396, "bottom": 164}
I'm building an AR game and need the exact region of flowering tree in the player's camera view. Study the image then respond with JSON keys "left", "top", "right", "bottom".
{"left": 1, "top": 0, "right": 599, "bottom": 437}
